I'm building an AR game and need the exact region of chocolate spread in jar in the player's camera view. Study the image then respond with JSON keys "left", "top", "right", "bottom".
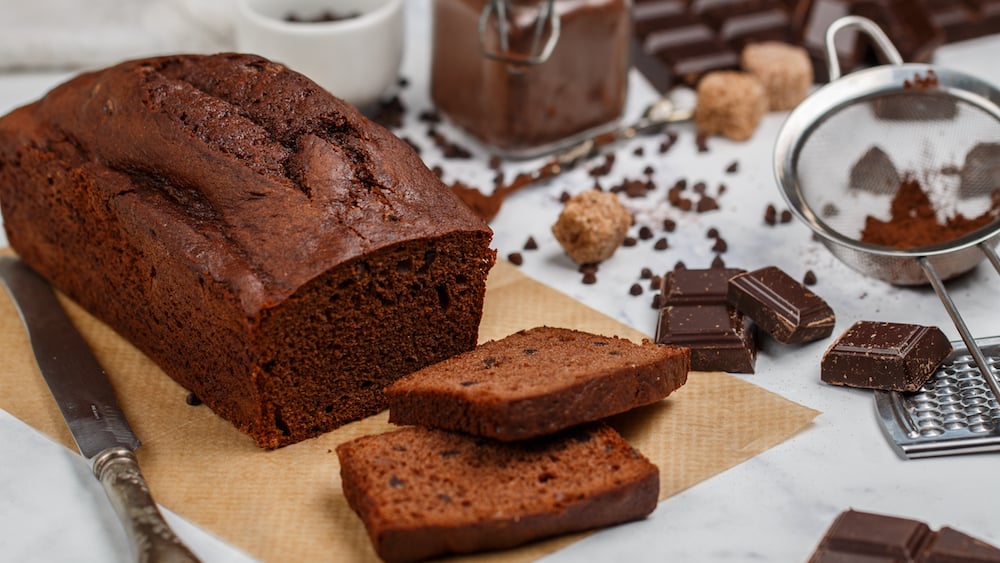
{"left": 430, "top": 0, "right": 630, "bottom": 156}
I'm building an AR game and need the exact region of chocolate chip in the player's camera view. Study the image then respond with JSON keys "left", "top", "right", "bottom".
{"left": 507, "top": 252, "right": 523, "bottom": 266}
{"left": 654, "top": 237, "right": 669, "bottom": 250}
{"left": 693, "top": 181, "right": 707, "bottom": 194}
{"left": 185, "top": 392, "right": 202, "bottom": 406}
{"left": 629, "top": 283, "right": 644, "bottom": 296}
{"left": 389, "top": 476, "right": 405, "bottom": 488}
{"left": 725, "top": 160, "right": 739, "bottom": 174}
{"left": 649, "top": 275, "right": 663, "bottom": 290}
{"left": 638, "top": 226, "right": 655, "bottom": 240}
{"left": 712, "top": 238, "right": 728, "bottom": 253}
{"left": 711, "top": 255, "right": 726, "bottom": 268}
{"left": 803, "top": 270, "right": 818, "bottom": 286}
{"left": 697, "top": 196, "right": 719, "bottom": 213}
{"left": 764, "top": 204, "right": 777, "bottom": 225}
{"left": 696, "top": 132, "right": 709, "bottom": 153}
{"left": 706, "top": 227, "right": 719, "bottom": 238}
{"left": 822, "top": 203, "right": 840, "bottom": 217}
{"left": 582, "top": 271, "right": 598, "bottom": 284}
{"left": 643, "top": 165, "right": 655, "bottom": 176}
{"left": 431, "top": 165, "right": 444, "bottom": 179}
{"left": 482, "top": 357, "right": 498, "bottom": 368}
{"left": 651, "top": 293, "right": 663, "bottom": 309}
{"left": 640, "top": 267, "right": 653, "bottom": 279}
{"left": 524, "top": 236, "right": 538, "bottom": 250}
{"left": 559, "top": 191, "right": 571, "bottom": 203}
{"left": 633, "top": 146, "right": 645, "bottom": 157}
{"left": 578, "top": 263, "right": 599, "bottom": 274}
{"left": 674, "top": 260, "right": 687, "bottom": 271}
{"left": 623, "top": 236, "right": 638, "bottom": 247}
{"left": 780, "top": 210, "right": 793, "bottom": 223}
{"left": 418, "top": 109, "right": 441, "bottom": 124}
{"left": 663, "top": 218, "right": 676, "bottom": 232}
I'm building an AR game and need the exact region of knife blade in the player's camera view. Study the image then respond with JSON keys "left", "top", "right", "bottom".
{"left": 0, "top": 256, "right": 200, "bottom": 563}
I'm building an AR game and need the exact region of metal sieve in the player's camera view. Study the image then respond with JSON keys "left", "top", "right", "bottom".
{"left": 773, "top": 16, "right": 1000, "bottom": 439}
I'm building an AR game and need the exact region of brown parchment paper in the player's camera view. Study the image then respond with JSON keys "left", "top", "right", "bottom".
{"left": 0, "top": 253, "right": 819, "bottom": 562}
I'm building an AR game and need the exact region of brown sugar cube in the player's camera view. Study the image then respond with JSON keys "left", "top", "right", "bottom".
{"left": 694, "top": 71, "right": 768, "bottom": 141}
{"left": 551, "top": 190, "right": 632, "bottom": 264}
{"left": 741, "top": 41, "right": 813, "bottom": 111}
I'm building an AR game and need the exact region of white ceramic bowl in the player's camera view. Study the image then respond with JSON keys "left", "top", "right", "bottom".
{"left": 235, "top": 0, "right": 404, "bottom": 110}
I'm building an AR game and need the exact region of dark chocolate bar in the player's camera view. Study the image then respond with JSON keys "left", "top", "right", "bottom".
{"left": 809, "top": 509, "right": 1000, "bottom": 562}
{"left": 809, "top": 509, "right": 932, "bottom": 562}
{"left": 849, "top": 146, "right": 899, "bottom": 194}
{"left": 655, "top": 267, "right": 757, "bottom": 373}
{"left": 960, "top": 142, "right": 1000, "bottom": 199}
{"left": 821, "top": 320, "right": 952, "bottom": 391}
{"left": 726, "top": 266, "right": 835, "bottom": 344}
{"left": 633, "top": 0, "right": 999, "bottom": 91}
{"left": 924, "top": 527, "right": 1000, "bottom": 562}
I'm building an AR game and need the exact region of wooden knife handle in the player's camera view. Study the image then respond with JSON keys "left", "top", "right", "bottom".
{"left": 93, "top": 447, "right": 201, "bottom": 563}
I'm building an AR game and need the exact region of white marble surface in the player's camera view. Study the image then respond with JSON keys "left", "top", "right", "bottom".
{"left": 1, "top": 3, "right": 999, "bottom": 562}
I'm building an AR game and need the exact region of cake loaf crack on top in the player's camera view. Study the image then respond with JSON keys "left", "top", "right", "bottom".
{"left": 0, "top": 53, "right": 496, "bottom": 448}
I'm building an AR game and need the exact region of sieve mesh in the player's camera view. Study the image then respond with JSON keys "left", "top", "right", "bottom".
{"left": 794, "top": 88, "right": 1000, "bottom": 251}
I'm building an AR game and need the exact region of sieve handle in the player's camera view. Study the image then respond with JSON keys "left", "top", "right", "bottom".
{"left": 825, "top": 16, "right": 904, "bottom": 81}
{"left": 918, "top": 256, "right": 1000, "bottom": 403}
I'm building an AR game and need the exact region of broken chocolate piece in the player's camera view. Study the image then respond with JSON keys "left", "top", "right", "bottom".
{"left": 850, "top": 146, "right": 900, "bottom": 194}
{"left": 821, "top": 320, "right": 952, "bottom": 391}
{"left": 960, "top": 142, "right": 1000, "bottom": 199}
{"left": 809, "top": 509, "right": 1000, "bottom": 563}
{"left": 727, "top": 266, "right": 835, "bottom": 344}
{"left": 655, "top": 267, "right": 756, "bottom": 373}
{"left": 809, "top": 509, "right": 933, "bottom": 562}
{"left": 924, "top": 526, "right": 1000, "bottom": 562}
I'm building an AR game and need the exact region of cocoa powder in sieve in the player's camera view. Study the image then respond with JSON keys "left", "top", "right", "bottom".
{"left": 860, "top": 177, "right": 999, "bottom": 249}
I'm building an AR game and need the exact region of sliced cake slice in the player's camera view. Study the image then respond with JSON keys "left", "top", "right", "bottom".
{"left": 385, "top": 326, "right": 690, "bottom": 441}
{"left": 336, "top": 423, "right": 659, "bottom": 563}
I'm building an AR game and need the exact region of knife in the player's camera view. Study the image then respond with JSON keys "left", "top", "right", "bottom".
{"left": 0, "top": 256, "right": 200, "bottom": 563}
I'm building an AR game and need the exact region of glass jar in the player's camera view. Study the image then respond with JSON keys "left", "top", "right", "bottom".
{"left": 430, "top": 0, "right": 631, "bottom": 158}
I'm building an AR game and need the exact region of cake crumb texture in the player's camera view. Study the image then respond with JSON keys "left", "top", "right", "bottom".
{"left": 336, "top": 423, "right": 659, "bottom": 563}
{"left": 387, "top": 326, "right": 689, "bottom": 440}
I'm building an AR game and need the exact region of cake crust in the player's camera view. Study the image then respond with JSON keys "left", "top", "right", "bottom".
{"left": 0, "top": 53, "right": 496, "bottom": 448}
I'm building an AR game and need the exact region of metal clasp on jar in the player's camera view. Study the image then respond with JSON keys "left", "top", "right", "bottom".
{"left": 477, "top": 0, "right": 560, "bottom": 69}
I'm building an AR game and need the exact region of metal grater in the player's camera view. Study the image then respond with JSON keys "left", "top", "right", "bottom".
{"left": 875, "top": 336, "right": 1000, "bottom": 459}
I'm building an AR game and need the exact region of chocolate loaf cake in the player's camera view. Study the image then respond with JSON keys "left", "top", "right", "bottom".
{"left": 0, "top": 53, "right": 496, "bottom": 448}
{"left": 386, "top": 326, "right": 689, "bottom": 441}
{"left": 337, "top": 423, "right": 659, "bottom": 563}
